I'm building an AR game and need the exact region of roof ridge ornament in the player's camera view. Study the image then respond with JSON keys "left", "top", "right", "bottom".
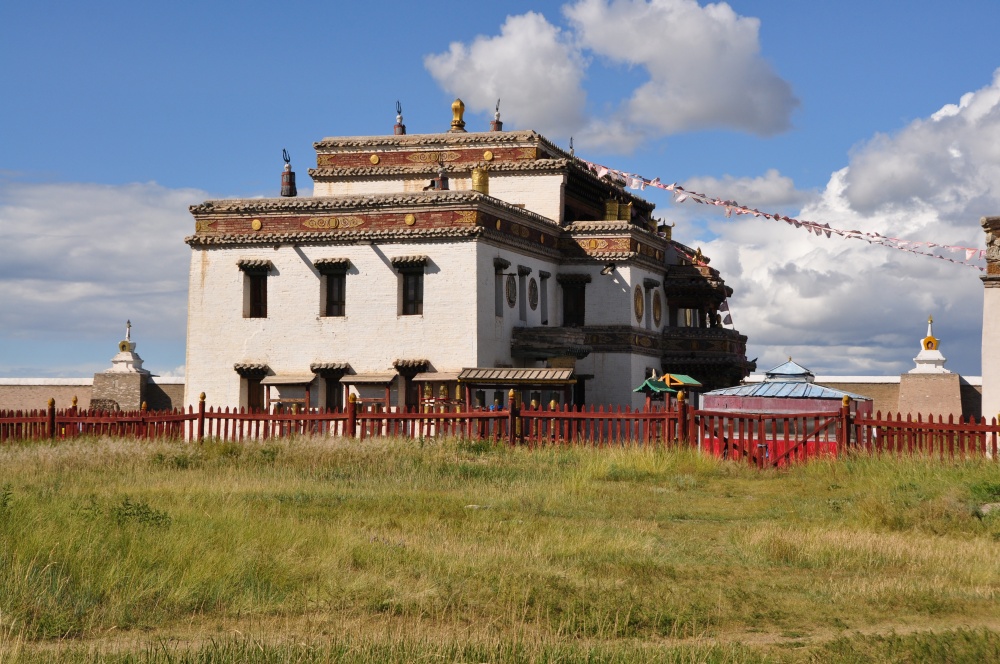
{"left": 490, "top": 98, "right": 503, "bottom": 132}
{"left": 280, "top": 149, "right": 297, "bottom": 197}
{"left": 394, "top": 100, "right": 406, "bottom": 135}
{"left": 450, "top": 98, "right": 467, "bottom": 133}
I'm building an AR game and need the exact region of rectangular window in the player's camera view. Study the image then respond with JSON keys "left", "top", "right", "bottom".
{"left": 247, "top": 273, "right": 267, "bottom": 318}
{"left": 495, "top": 272, "right": 504, "bottom": 317}
{"left": 246, "top": 377, "right": 264, "bottom": 412}
{"left": 325, "top": 273, "right": 346, "bottom": 317}
{"left": 518, "top": 273, "right": 527, "bottom": 322}
{"left": 539, "top": 273, "right": 549, "bottom": 325}
{"left": 562, "top": 283, "right": 586, "bottom": 327}
{"left": 402, "top": 272, "right": 423, "bottom": 315}
{"left": 239, "top": 260, "right": 272, "bottom": 319}
{"left": 324, "top": 376, "right": 343, "bottom": 411}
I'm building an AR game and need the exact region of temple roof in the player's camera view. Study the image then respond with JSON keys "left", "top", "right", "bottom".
{"left": 765, "top": 360, "right": 814, "bottom": 381}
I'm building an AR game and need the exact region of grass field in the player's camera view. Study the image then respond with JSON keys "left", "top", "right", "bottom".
{"left": 2, "top": 435, "right": 1000, "bottom": 662}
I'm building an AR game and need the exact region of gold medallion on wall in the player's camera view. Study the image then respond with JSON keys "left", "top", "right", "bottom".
{"left": 506, "top": 275, "right": 517, "bottom": 308}
{"left": 528, "top": 278, "right": 539, "bottom": 310}
{"left": 652, "top": 291, "right": 662, "bottom": 327}
{"left": 303, "top": 216, "right": 365, "bottom": 230}
{"left": 407, "top": 151, "right": 460, "bottom": 163}
{"left": 634, "top": 285, "right": 644, "bottom": 323}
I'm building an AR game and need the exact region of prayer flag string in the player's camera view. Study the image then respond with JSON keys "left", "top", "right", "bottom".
{"left": 580, "top": 159, "right": 986, "bottom": 272}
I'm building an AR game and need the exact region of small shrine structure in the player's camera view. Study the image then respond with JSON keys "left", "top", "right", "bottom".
{"left": 895, "top": 316, "right": 963, "bottom": 418}
{"left": 702, "top": 360, "right": 873, "bottom": 416}
{"left": 90, "top": 320, "right": 150, "bottom": 411}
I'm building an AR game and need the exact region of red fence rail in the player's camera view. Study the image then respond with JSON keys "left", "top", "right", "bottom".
{"left": 4, "top": 394, "right": 999, "bottom": 468}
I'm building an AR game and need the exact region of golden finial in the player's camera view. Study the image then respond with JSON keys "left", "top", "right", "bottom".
{"left": 450, "top": 98, "right": 467, "bottom": 133}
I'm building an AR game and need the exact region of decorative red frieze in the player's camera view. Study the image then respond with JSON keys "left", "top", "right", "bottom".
{"left": 191, "top": 209, "right": 559, "bottom": 238}
{"left": 316, "top": 146, "right": 539, "bottom": 169}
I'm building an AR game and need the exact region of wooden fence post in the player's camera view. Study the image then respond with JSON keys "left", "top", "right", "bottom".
{"left": 507, "top": 389, "right": 519, "bottom": 446}
{"left": 47, "top": 398, "right": 56, "bottom": 440}
{"left": 839, "top": 395, "right": 851, "bottom": 454}
{"left": 346, "top": 393, "right": 357, "bottom": 438}
{"left": 677, "top": 390, "right": 688, "bottom": 446}
{"left": 197, "top": 392, "right": 206, "bottom": 442}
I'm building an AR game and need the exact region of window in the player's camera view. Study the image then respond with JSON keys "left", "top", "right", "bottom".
{"left": 494, "top": 257, "right": 510, "bottom": 317}
{"left": 325, "top": 376, "right": 343, "bottom": 411}
{"left": 643, "top": 279, "right": 661, "bottom": 331}
{"left": 248, "top": 274, "right": 267, "bottom": 318}
{"left": 238, "top": 260, "right": 272, "bottom": 319}
{"left": 315, "top": 258, "right": 350, "bottom": 318}
{"left": 246, "top": 378, "right": 264, "bottom": 411}
{"left": 539, "top": 271, "right": 550, "bottom": 325}
{"left": 325, "top": 273, "right": 346, "bottom": 317}
{"left": 517, "top": 266, "right": 531, "bottom": 322}
{"left": 402, "top": 272, "right": 423, "bottom": 315}
{"left": 235, "top": 362, "right": 269, "bottom": 412}
{"left": 558, "top": 274, "right": 590, "bottom": 327}
{"left": 392, "top": 255, "right": 428, "bottom": 316}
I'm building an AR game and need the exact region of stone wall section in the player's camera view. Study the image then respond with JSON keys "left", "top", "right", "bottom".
{"left": 0, "top": 378, "right": 185, "bottom": 412}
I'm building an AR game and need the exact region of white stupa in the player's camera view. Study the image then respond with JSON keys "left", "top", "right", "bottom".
{"left": 107, "top": 320, "right": 149, "bottom": 374}
{"left": 908, "top": 315, "right": 950, "bottom": 374}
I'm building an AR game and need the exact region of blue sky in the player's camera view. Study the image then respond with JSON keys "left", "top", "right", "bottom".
{"left": 3, "top": 0, "right": 999, "bottom": 382}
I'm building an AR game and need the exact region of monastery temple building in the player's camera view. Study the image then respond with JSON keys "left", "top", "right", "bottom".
{"left": 183, "top": 101, "right": 754, "bottom": 412}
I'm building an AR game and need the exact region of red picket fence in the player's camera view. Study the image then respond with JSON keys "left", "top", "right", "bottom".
{"left": 4, "top": 396, "right": 1000, "bottom": 469}
{"left": 518, "top": 403, "right": 681, "bottom": 448}
{"left": 692, "top": 409, "right": 844, "bottom": 468}
{"left": 853, "top": 411, "right": 1000, "bottom": 459}
{"left": 0, "top": 408, "right": 48, "bottom": 442}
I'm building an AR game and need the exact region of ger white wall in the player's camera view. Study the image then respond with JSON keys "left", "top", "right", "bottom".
{"left": 184, "top": 241, "right": 480, "bottom": 409}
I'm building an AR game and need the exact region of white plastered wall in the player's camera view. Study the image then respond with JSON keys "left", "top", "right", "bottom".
{"left": 184, "top": 240, "right": 481, "bottom": 409}
{"left": 314, "top": 173, "right": 566, "bottom": 223}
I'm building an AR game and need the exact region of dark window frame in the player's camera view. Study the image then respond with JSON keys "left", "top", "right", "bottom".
{"left": 324, "top": 272, "right": 346, "bottom": 317}
{"left": 401, "top": 270, "right": 424, "bottom": 316}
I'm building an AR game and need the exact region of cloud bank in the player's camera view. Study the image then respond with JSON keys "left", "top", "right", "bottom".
{"left": 698, "top": 71, "right": 1000, "bottom": 376}
{"left": 0, "top": 181, "right": 202, "bottom": 376}
{"left": 425, "top": 0, "right": 798, "bottom": 151}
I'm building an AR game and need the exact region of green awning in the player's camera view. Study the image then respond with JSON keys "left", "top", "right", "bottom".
{"left": 663, "top": 374, "right": 702, "bottom": 388}
{"left": 633, "top": 378, "right": 677, "bottom": 394}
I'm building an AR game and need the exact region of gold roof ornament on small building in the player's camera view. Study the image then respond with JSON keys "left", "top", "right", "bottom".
{"left": 450, "top": 98, "right": 467, "bottom": 133}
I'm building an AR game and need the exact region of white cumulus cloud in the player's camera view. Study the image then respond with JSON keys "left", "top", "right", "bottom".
{"left": 424, "top": 11, "right": 588, "bottom": 137}
{"left": 565, "top": 0, "right": 798, "bottom": 138}
{"left": 0, "top": 180, "right": 204, "bottom": 375}
{"left": 424, "top": 0, "right": 797, "bottom": 151}
{"left": 693, "top": 73, "right": 1000, "bottom": 377}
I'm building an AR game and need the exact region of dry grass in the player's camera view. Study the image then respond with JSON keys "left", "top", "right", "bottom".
{"left": 1, "top": 435, "right": 1000, "bottom": 662}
